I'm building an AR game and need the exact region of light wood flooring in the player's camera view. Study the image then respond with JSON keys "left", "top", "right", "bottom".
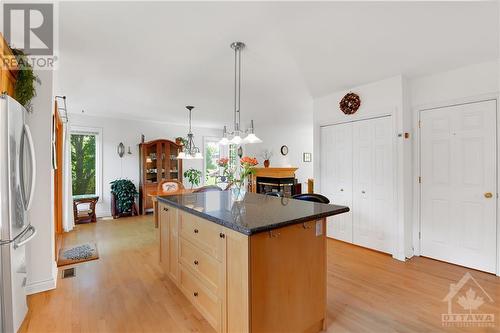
{"left": 20, "top": 215, "right": 500, "bottom": 333}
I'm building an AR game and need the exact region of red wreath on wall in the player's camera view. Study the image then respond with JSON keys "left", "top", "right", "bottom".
{"left": 339, "top": 92, "right": 361, "bottom": 115}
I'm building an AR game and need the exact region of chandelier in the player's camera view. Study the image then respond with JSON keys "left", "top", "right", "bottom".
{"left": 177, "top": 106, "right": 203, "bottom": 159}
{"left": 219, "top": 42, "right": 262, "bottom": 146}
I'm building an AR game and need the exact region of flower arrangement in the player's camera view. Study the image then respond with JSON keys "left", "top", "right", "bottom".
{"left": 234, "top": 156, "right": 258, "bottom": 190}
{"left": 216, "top": 156, "right": 258, "bottom": 194}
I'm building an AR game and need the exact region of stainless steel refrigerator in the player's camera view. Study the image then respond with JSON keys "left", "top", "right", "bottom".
{"left": 0, "top": 93, "right": 37, "bottom": 333}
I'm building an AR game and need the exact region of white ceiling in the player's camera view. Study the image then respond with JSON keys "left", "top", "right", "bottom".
{"left": 57, "top": 1, "right": 498, "bottom": 128}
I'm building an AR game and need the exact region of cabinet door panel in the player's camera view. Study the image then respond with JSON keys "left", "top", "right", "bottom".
{"left": 352, "top": 117, "right": 393, "bottom": 254}
{"left": 321, "top": 124, "right": 353, "bottom": 242}
{"left": 158, "top": 203, "right": 170, "bottom": 272}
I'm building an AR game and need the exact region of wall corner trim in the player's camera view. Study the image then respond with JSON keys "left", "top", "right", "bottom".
{"left": 26, "top": 261, "right": 58, "bottom": 295}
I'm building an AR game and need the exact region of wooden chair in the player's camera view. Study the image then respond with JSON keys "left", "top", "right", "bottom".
{"left": 193, "top": 185, "right": 223, "bottom": 193}
{"left": 157, "top": 179, "right": 185, "bottom": 194}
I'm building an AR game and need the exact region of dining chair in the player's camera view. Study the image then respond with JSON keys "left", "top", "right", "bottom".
{"left": 157, "top": 179, "right": 185, "bottom": 193}
{"left": 291, "top": 193, "right": 330, "bottom": 204}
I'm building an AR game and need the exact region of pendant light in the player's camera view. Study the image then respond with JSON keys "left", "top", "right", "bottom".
{"left": 178, "top": 106, "right": 203, "bottom": 159}
{"left": 218, "top": 42, "right": 262, "bottom": 146}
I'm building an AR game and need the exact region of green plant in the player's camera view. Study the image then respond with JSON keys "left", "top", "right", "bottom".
{"left": 175, "top": 136, "right": 188, "bottom": 147}
{"left": 183, "top": 168, "right": 202, "bottom": 189}
{"left": 11, "top": 48, "right": 40, "bottom": 111}
{"left": 110, "top": 179, "right": 138, "bottom": 213}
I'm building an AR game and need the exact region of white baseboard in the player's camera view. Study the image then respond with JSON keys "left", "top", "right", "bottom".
{"left": 26, "top": 261, "right": 58, "bottom": 295}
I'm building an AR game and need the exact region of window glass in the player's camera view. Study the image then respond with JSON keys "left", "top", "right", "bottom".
{"left": 71, "top": 133, "right": 97, "bottom": 196}
{"left": 205, "top": 140, "right": 220, "bottom": 185}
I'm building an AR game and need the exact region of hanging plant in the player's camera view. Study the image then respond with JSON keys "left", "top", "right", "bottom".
{"left": 110, "top": 179, "right": 138, "bottom": 213}
{"left": 11, "top": 48, "right": 40, "bottom": 112}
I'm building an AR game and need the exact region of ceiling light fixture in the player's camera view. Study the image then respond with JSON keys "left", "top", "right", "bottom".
{"left": 178, "top": 106, "right": 203, "bottom": 159}
{"left": 219, "top": 42, "right": 262, "bottom": 146}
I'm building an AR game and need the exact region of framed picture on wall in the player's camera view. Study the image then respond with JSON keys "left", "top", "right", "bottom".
{"left": 303, "top": 152, "right": 312, "bottom": 162}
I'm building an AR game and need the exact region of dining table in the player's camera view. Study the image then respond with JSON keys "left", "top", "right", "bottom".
{"left": 148, "top": 189, "right": 194, "bottom": 227}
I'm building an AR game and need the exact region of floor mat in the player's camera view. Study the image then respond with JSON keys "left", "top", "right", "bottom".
{"left": 57, "top": 242, "right": 99, "bottom": 267}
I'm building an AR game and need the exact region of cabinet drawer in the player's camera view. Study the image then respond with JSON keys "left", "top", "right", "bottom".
{"left": 179, "top": 267, "right": 220, "bottom": 331}
{"left": 180, "top": 212, "right": 224, "bottom": 261}
{"left": 180, "top": 237, "right": 221, "bottom": 296}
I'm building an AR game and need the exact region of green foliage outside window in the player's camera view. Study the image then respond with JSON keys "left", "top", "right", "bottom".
{"left": 205, "top": 143, "right": 219, "bottom": 185}
{"left": 71, "top": 134, "right": 96, "bottom": 195}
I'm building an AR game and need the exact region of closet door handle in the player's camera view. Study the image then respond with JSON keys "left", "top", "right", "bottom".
{"left": 340, "top": 188, "right": 344, "bottom": 192}
{"left": 361, "top": 190, "right": 366, "bottom": 194}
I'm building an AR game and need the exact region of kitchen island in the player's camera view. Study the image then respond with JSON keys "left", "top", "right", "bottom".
{"left": 157, "top": 191, "right": 349, "bottom": 333}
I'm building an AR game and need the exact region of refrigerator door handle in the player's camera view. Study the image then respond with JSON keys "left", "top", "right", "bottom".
{"left": 23, "top": 123, "right": 37, "bottom": 211}
{"left": 13, "top": 225, "right": 36, "bottom": 249}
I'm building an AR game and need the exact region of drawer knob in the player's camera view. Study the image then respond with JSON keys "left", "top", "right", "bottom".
{"left": 193, "top": 292, "right": 198, "bottom": 297}
{"left": 194, "top": 229, "right": 199, "bottom": 234}
{"left": 194, "top": 260, "right": 199, "bottom": 265}
{"left": 219, "top": 233, "right": 225, "bottom": 239}
{"left": 163, "top": 207, "right": 169, "bottom": 212}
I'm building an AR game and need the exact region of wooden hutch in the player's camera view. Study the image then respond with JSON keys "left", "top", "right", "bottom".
{"left": 139, "top": 139, "right": 183, "bottom": 214}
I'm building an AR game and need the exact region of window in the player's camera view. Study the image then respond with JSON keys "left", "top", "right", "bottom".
{"left": 70, "top": 127, "right": 102, "bottom": 197}
{"left": 204, "top": 138, "right": 220, "bottom": 185}
{"left": 203, "top": 138, "right": 238, "bottom": 186}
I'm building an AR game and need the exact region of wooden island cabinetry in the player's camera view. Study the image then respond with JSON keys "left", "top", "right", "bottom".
{"left": 158, "top": 192, "right": 349, "bottom": 333}
{"left": 139, "top": 139, "right": 182, "bottom": 214}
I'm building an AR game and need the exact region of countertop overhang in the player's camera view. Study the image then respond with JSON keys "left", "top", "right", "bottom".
{"left": 157, "top": 191, "right": 349, "bottom": 235}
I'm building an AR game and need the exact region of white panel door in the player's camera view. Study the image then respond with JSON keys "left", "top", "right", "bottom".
{"left": 421, "top": 100, "right": 497, "bottom": 273}
{"left": 352, "top": 117, "right": 394, "bottom": 253}
{"left": 321, "top": 124, "right": 353, "bottom": 242}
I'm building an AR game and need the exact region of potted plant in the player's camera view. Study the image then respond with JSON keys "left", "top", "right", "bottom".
{"left": 11, "top": 48, "right": 40, "bottom": 112}
{"left": 175, "top": 136, "right": 188, "bottom": 147}
{"left": 184, "top": 168, "right": 202, "bottom": 189}
{"left": 260, "top": 149, "right": 273, "bottom": 168}
{"left": 110, "top": 179, "right": 139, "bottom": 218}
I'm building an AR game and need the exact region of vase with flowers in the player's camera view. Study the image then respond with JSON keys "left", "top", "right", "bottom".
{"left": 232, "top": 156, "right": 258, "bottom": 201}
{"left": 217, "top": 157, "right": 233, "bottom": 183}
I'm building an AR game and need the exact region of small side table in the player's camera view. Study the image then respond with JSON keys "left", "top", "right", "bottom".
{"left": 73, "top": 195, "right": 99, "bottom": 224}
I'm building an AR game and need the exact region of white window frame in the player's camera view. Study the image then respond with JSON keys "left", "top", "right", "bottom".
{"left": 70, "top": 126, "right": 103, "bottom": 198}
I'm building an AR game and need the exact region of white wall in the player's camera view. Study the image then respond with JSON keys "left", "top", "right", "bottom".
{"left": 25, "top": 69, "right": 57, "bottom": 294}
{"left": 409, "top": 61, "right": 499, "bottom": 108}
{"left": 244, "top": 113, "right": 314, "bottom": 187}
{"left": 313, "top": 75, "right": 412, "bottom": 260}
{"left": 68, "top": 113, "right": 219, "bottom": 217}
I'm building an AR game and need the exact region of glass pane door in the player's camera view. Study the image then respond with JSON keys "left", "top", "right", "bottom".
{"left": 169, "top": 143, "right": 179, "bottom": 180}
{"left": 145, "top": 144, "right": 158, "bottom": 183}
{"left": 161, "top": 143, "right": 168, "bottom": 180}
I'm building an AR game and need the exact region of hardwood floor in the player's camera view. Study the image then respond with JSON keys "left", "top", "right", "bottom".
{"left": 20, "top": 215, "right": 500, "bottom": 333}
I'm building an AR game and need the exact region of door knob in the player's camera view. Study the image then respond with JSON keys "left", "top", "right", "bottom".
{"left": 484, "top": 192, "right": 493, "bottom": 199}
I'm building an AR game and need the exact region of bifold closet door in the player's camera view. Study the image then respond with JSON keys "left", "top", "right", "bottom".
{"left": 352, "top": 117, "right": 394, "bottom": 253}
{"left": 420, "top": 100, "right": 497, "bottom": 273}
{"left": 321, "top": 123, "right": 353, "bottom": 243}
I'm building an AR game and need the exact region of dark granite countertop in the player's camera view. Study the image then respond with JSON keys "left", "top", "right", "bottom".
{"left": 157, "top": 191, "right": 349, "bottom": 236}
